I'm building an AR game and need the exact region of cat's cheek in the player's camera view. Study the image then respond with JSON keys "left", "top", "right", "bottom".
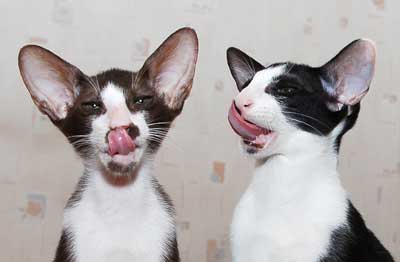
{"left": 90, "top": 114, "right": 111, "bottom": 152}
{"left": 129, "top": 111, "right": 149, "bottom": 148}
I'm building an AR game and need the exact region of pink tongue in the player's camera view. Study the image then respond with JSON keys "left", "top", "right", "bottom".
{"left": 228, "top": 102, "right": 269, "bottom": 141}
{"left": 107, "top": 127, "right": 136, "bottom": 156}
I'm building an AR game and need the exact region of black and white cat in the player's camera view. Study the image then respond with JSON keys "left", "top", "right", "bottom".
{"left": 226, "top": 40, "right": 394, "bottom": 262}
{"left": 18, "top": 27, "right": 198, "bottom": 262}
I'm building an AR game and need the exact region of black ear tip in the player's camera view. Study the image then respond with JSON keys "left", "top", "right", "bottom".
{"left": 227, "top": 47, "right": 242, "bottom": 62}
{"left": 227, "top": 47, "right": 241, "bottom": 55}
{"left": 226, "top": 47, "right": 236, "bottom": 64}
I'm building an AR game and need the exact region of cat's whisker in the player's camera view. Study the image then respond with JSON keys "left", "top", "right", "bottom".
{"left": 149, "top": 130, "right": 169, "bottom": 135}
{"left": 85, "top": 75, "right": 100, "bottom": 95}
{"left": 285, "top": 117, "right": 323, "bottom": 135}
{"left": 147, "top": 121, "right": 172, "bottom": 127}
{"left": 281, "top": 110, "right": 330, "bottom": 128}
{"left": 67, "top": 134, "right": 92, "bottom": 139}
{"left": 95, "top": 75, "right": 101, "bottom": 93}
{"left": 147, "top": 134, "right": 184, "bottom": 152}
{"left": 149, "top": 134, "right": 168, "bottom": 139}
{"left": 285, "top": 62, "right": 295, "bottom": 74}
{"left": 149, "top": 127, "right": 170, "bottom": 131}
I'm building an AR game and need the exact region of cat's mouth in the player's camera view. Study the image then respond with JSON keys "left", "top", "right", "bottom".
{"left": 107, "top": 127, "right": 137, "bottom": 164}
{"left": 228, "top": 102, "right": 277, "bottom": 149}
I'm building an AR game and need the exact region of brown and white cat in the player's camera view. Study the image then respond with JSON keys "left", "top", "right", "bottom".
{"left": 18, "top": 27, "right": 198, "bottom": 262}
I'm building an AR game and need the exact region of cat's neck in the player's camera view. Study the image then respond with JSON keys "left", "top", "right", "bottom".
{"left": 251, "top": 134, "right": 345, "bottom": 205}
{"left": 83, "top": 160, "right": 155, "bottom": 207}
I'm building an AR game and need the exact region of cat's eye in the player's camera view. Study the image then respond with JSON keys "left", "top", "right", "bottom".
{"left": 133, "top": 96, "right": 152, "bottom": 105}
{"left": 81, "top": 101, "right": 103, "bottom": 112}
{"left": 277, "top": 86, "right": 298, "bottom": 96}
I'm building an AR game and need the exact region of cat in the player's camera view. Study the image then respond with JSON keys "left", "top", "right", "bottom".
{"left": 226, "top": 39, "right": 394, "bottom": 262}
{"left": 18, "top": 27, "right": 198, "bottom": 262}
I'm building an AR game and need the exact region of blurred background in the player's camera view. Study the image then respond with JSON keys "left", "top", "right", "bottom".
{"left": 0, "top": 0, "right": 399, "bottom": 261}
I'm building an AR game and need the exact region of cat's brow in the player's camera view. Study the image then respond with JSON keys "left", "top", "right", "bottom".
{"left": 276, "top": 74, "right": 304, "bottom": 87}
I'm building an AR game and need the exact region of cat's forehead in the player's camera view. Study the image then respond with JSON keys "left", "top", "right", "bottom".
{"left": 251, "top": 64, "right": 287, "bottom": 86}
{"left": 100, "top": 83, "right": 127, "bottom": 107}
{"left": 251, "top": 62, "right": 322, "bottom": 91}
{"left": 94, "top": 69, "right": 134, "bottom": 90}
{"left": 78, "top": 68, "right": 155, "bottom": 99}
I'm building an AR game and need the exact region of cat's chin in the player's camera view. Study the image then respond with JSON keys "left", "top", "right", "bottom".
{"left": 240, "top": 132, "right": 278, "bottom": 157}
{"left": 98, "top": 150, "right": 145, "bottom": 176}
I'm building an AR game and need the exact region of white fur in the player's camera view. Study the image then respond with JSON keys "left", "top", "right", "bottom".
{"left": 231, "top": 67, "right": 349, "bottom": 262}
{"left": 64, "top": 163, "right": 175, "bottom": 262}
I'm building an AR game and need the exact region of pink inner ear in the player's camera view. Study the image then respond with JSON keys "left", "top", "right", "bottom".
{"left": 139, "top": 28, "right": 199, "bottom": 109}
{"left": 335, "top": 63, "right": 374, "bottom": 105}
{"left": 323, "top": 39, "right": 376, "bottom": 106}
{"left": 19, "top": 45, "right": 80, "bottom": 121}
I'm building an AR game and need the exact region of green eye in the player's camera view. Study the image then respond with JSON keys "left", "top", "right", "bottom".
{"left": 134, "top": 96, "right": 152, "bottom": 105}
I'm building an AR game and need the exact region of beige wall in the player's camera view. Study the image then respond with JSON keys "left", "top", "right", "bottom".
{"left": 0, "top": 0, "right": 399, "bottom": 261}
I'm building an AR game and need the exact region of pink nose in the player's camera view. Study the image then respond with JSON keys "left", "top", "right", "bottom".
{"left": 109, "top": 107, "right": 131, "bottom": 129}
{"left": 235, "top": 99, "right": 253, "bottom": 114}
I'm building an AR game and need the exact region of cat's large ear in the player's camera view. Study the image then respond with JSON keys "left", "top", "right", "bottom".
{"left": 320, "top": 39, "right": 376, "bottom": 111}
{"left": 18, "top": 45, "right": 83, "bottom": 121}
{"left": 137, "top": 27, "right": 198, "bottom": 110}
{"left": 226, "top": 47, "right": 265, "bottom": 91}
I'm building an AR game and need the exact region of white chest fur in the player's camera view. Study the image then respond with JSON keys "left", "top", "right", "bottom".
{"left": 231, "top": 153, "right": 348, "bottom": 262}
{"left": 63, "top": 165, "right": 175, "bottom": 262}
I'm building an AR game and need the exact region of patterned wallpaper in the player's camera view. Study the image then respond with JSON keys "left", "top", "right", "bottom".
{"left": 0, "top": 0, "right": 399, "bottom": 261}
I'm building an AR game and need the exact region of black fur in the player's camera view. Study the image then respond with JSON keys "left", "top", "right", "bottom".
{"left": 320, "top": 202, "right": 394, "bottom": 262}
{"left": 65, "top": 173, "right": 88, "bottom": 209}
{"left": 54, "top": 229, "right": 75, "bottom": 262}
{"left": 152, "top": 178, "right": 180, "bottom": 261}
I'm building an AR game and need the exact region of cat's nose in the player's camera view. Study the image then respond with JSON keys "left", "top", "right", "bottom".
{"left": 109, "top": 106, "right": 132, "bottom": 129}
{"left": 243, "top": 101, "right": 253, "bottom": 108}
{"left": 235, "top": 99, "right": 253, "bottom": 114}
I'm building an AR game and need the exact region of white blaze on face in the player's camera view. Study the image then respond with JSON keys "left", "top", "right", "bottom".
{"left": 101, "top": 85, "right": 132, "bottom": 129}
{"left": 90, "top": 83, "right": 149, "bottom": 168}
{"left": 234, "top": 65, "right": 287, "bottom": 130}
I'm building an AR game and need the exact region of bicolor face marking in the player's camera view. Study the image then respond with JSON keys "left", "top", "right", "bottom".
{"left": 18, "top": 27, "right": 199, "bottom": 176}
{"left": 227, "top": 40, "right": 376, "bottom": 158}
